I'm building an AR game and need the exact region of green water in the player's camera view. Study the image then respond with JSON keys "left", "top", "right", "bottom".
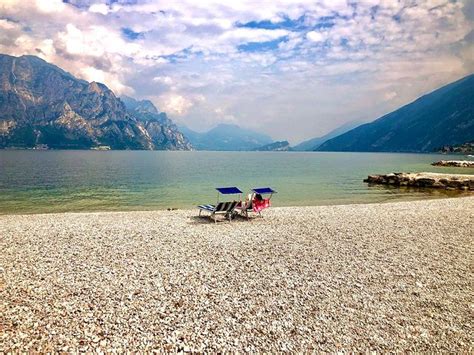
{"left": 0, "top": 150, "right": 472, "bottom": 214}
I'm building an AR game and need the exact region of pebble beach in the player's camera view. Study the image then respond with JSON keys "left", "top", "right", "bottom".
{"left": 1, "top": 197, "right": 473, "bottom": 352}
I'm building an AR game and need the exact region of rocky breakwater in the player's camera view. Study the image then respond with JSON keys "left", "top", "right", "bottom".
{"left": 364, "top": 172, "right": 474, "bottom": 191}
{"left": 432, "top": 160, "right": 474, "bottom": 168}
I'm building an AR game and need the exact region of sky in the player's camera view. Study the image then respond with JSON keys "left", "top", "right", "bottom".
{"left": 0, "top": 0, "right": 473, "bottom": 143}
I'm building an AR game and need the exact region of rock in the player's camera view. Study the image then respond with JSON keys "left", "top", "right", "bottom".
{"left": 415, "top": 178, "right": 436, "bottom": 187}
{"left": 364, "top": 172, "right": 474, "bottom": 191}
{"left": 431, "top": 160, "right": 474, "bottom": 168}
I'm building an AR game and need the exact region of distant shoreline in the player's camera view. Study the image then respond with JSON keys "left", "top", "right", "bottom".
{"left": 2, "top": 148, "right": 474, "bottom": 155}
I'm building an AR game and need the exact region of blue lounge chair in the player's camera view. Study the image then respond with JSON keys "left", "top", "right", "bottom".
{"left": 198, "top": 187, "right": 242, "bottom": 223}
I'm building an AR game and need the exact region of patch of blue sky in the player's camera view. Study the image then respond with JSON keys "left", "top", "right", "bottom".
{"left": 237, "top": 13, "right": 361, "bottom": 42}
{"left": 370, "top": 5, "right": 380, "bottom": 19}
{"left": 160, "top": 47, "right": 203, "bottom": 63}
{"left": 62, "top": 0, "right": 91, "bottom": 9}
{"left": 63, "top": 0, "right": 138, "bottom": 9}
{"left": 340, "top": 38, "right": 350, "bottom": 47}
{"left": 237, "top": 37, "right": 288, "bottom": 52}
{"left": 107, "top": 0, "right": 138, "bottom": 4}
{"left": 0, "top": 16, "right": 19, "bottom": 23}
{"left": 237, "top": 14, "right": 338, "bottom": 32}
{"left": 338, "top": 37, "right": 364, "bottom": 52}
{"left": 237, "top": 15, "right": 307, "bottom": 31}
{"left": 121, "top": 27, "right": 143, "bottom": 40}
{"left": 312, "top": 16, "right": 337, "bottom": 30}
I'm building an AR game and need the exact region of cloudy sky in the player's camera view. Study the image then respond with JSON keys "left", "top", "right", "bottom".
{"left": 0, "top": 0, "right": 473, "bottom": 143}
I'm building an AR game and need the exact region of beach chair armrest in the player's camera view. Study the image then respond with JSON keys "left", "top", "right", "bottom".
{"left": 198, "top": 204, "right": 215, "bottom": 212}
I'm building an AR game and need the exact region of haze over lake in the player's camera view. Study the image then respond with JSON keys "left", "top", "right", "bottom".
{"left": 0, "top": 150, "right": 470, "bottom": 214}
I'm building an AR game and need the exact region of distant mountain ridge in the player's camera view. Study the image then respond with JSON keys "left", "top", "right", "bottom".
{"left": 253, "top": 140, "right": 290, "bottom": 151}
{"left": 180, "top": 123, "right": 273, "bottom": 151}
{"left": 318, "top": 74, "right": 474, "bottom": 152}
{"left": 0, "top": 54, "right": 191, "bottom": 150}
{"left": 3, "top": 54, "right": 470, "bottom": 153}
{"left": 293, "top": 120, "right": 364, "bottom": 151}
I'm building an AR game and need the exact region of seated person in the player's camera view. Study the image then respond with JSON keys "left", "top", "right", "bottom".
{"left": 253, "top": 193, "right": 270, "bottom": 212}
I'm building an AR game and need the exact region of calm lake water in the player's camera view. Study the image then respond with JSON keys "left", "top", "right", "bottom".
{"left": 0, "top": 150, "right": 472, "bottom": 214}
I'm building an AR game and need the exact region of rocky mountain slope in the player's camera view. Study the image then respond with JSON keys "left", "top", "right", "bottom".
{"left": 253, "top": 140, "right": 290, "bottom": 151}
{"left": 317, "top": 74, "right": 474, "bottom": 152}
{"left": 437, "top": 141, "right": 474, "bottom": 154}
{"left": 179, "top": 124, "right": 273, "bottom": 151}
{"left": 121, "top": 96, "right": 191, "bottom": 150}
{"left": 0, "top": 54, "right": 191, "bottom": 150}
{"left": 293, "top": 120, "right": 364, "bottom": 151}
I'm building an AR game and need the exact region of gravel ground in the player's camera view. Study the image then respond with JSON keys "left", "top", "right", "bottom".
{"left": 1, "top": 197, "right": 473, "bottom": 352}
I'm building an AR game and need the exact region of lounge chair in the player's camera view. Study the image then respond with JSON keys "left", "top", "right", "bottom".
{"left": 198, "top": 187, "right": 242, "bottom": 223}
{"left": 238, "top": 187, "right": 277, "bottom": 219}
{"left": 198, "top": 201, "right": 239, "bottom": 222}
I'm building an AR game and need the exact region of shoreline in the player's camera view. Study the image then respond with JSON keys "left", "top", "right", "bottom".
{"left": 2, "top": 148, "right": 474, "bottom": 155}
{"left": 1, "top": 191, "right": 472, "bottom": 216}
{"left": 1, "top": 197, "right": 473, "bottom": 351}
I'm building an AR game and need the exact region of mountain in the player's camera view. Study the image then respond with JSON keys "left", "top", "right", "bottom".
{"left": 0, "top": 54, "right": 191, "bottom": 150}
{"left": 121, "top": 96, "right": 191, "bottom": 150}
{"left": 253, "top": 140, "right": 290, "bottom": 151}
{"left": 318, "top": 74, "right": 474, "bottom": 152}
{"left": 180, "top": 123, "right": 273, "bottom": 151}
{"left": 293, "top": 120, "right": 364, "bottom": 151}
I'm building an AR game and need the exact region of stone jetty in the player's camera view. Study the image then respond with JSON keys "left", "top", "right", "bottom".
{"left": 431, "top": 160, "right": 474, "bottom": 168}
{"left": 364, "top": 172, "right": 474, "bottom": 190}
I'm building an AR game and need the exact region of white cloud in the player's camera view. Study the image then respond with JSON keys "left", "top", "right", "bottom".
{"left": 36, "top": 39, "right": 56, "bottom": 58}
{"left": 306, "top": 31, "right": 326, "bottom": 42}
{"left": 0, "top": 0, "right": 472, "bottom": 141}
{"left": 0, "top": 19, "right": 19, "bottom": 30}
{"left": 158, "top": 94, "right": 194, "bottom": 116}
{"left": 384, "top": 91, "right": 397, "bottom": 101}
{"left": 59, "top": 24, "right": 90, "bottom": 56}
{"left": 82, "top": 66, "right": 133, "bottom": 95}
{"left": 153, "top": 76, "right": 173, "bottom": 85}
{"left": 57, "top": 24, "right": 140, "bottom": 58}
{"left": 89, "top": 3, "right": 110, "bottom": 15}
{"left": 35, "top": 0, "right": 65, "bottom": 13}
{"left": 220, "top": 28, "right": 289, "bottom": 43}
{"left": 82, "top": 66, "right": 106, "bottom": 83}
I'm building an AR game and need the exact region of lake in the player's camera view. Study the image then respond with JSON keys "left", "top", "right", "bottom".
{"left": 0, "top": 150, "right": 472, "bottom": 214}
